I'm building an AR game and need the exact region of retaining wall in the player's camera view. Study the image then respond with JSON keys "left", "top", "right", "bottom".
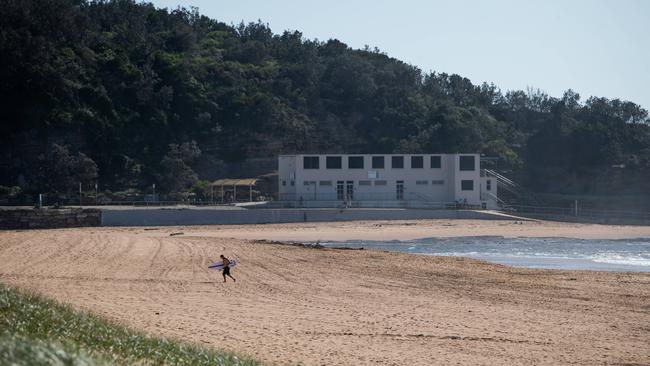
{"left": 0, "top": 208, "right": 101, "bottom": 229}
{"left": 100, "top": 208, "right": 512, "bottom": 226}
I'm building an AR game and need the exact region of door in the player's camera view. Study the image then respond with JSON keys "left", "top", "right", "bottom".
{"left": 336, "top": 181, "right": 344, "bottom": 200}
{"left": 346, "top": 181, "right": 354, "bottom": 201}
{"left": 396, "top": 180, "right": 404, "bottom": 200}
{"left": 304, "top": 181, "right": 316, "bottom": 200}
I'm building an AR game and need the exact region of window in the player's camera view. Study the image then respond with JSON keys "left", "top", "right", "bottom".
{"left": 320, "top": 180, "right": 332, "bottom": 186}
{"left": 290, "top": 180, "right": 295, "bottom": 186}
{"left": 326, "top": 156, "right": 342, "bottom": 169}
{"left": 374, "top": 180, "right": 387, "bottom": 186}
{"left": 282, "top": 180, "right": 286, "bottom": 186}
{"left": 411, "top": 156, "right": 423, "bottom": 169}
{"left": 359, "top": 180, "right": 371, "bottom": 186}
{"left": 432, "top": 180, "right": 444, "bottom": 185}
{"left": 459, "top": 156, "right": 475, "bottom": 171}
{"left": 486, "top": 179, "right": 492, "bottom": 191}
{"left": 391, "top": 156, "right": 404, "bottom": 169}
{"left": 303, "top": 156, "right": 319, "bottom": 169}
{"left": 303, "top": 181, "right": 315, "bottom": 186}
{"left": 461, "top": 180, "right": 474, "bottom": 191}
{"left": 348, "top": 156, "right": 364, "bottom": 169}
{"left": 372, "top": 156, "right": 384, "bottom": 169}
{"left": 430, "top": 156, "right": 441, "bottom": 168}
{"left": 416, "top": 180, "right": 428, "bottom": 185}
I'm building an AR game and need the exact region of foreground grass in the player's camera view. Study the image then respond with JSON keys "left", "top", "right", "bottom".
{"left": 0, "top": 284, "right": 262, "bottom": 365}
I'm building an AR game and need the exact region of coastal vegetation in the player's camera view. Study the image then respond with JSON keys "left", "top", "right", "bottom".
{"left": 1, "top": 0, "right": 648, "bottom": 199}
{"left": 0, "top": 283, "right": 261, "bottom": 365}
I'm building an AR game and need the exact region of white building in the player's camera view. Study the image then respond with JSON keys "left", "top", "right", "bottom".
{"left": 278, "top": 154, "right": 498, "bottom": 209}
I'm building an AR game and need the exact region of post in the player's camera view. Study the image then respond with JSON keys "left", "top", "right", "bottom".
{"left": 95, "top": 183, "right": 98, "bottom": 206}
{"left": 233, "top": 184, "right": 236, "bottom": 202}
{"left": 221, "top": 185, "right": 224, "bottom": 203}
{"left": 38, "top": 193, "right": 42, "bottom": 209}
{"left": 79, "top": 182, "right": 82, "bottom": 208}
{"left": 249, "top": 183, "right": 252, "bottom": 202}
{"left": 152, "top": 183, "right": 156, "bottom": 204}
{"left": 574, "top": 200, "right": 578, "bottom": 217}
{"left": 211, "top": 184, "right": 214, "bottom": 204}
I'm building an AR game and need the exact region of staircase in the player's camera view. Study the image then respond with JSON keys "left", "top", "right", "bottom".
{"left": 484, "top": 169, "right": 542, "bottom": 207}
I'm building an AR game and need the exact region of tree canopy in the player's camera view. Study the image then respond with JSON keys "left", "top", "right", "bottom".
{"left": 1, "top": 0, "right": 648, "bottom": 195}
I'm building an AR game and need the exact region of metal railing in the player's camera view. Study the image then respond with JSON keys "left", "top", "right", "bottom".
{"left": 0, "top": 189, "right": 273, "bottom": 207}
{"left": 276, "top": 192, "right": 483, "bottom": 210}
{"left": 98, "top": 200, "right": 232, "bottom": 207}
{"left": 0, "top": 195, "right": 253, "bottom": 208}
{"left": 485, "top": 169, "right": 542, "bottom": 206}
{"left": 502, "top": 204, "right": 650, "bottom": 222}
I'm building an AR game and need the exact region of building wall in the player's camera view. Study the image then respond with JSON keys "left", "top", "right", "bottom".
{"left": 452, "top": 154, "right": 481, "bottom": 204}
{"left": 278, "top": 154, "right": 486, "bottom": 205}
{"left": 480, "top": 175, "right": 499, "bottom": 209}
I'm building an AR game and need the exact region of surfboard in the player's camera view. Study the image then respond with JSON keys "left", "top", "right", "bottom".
{"left": 208, "top": 259, "right": 237, "bottom": 270}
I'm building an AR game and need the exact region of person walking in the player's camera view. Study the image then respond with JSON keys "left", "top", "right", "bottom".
{"left": 220, "top": 254, "right": 236, "bottom": 283}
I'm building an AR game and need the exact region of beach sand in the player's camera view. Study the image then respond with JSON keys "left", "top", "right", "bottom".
{"left": 188, "top": 218, "right": 650, "bottom": 241}
{"left": 1, "top": 219, "right": 649, "bottom": 365}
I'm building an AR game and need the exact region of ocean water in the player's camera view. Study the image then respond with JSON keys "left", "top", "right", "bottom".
{"left": 320, "top": 236, "right": 650, "bottom": 272}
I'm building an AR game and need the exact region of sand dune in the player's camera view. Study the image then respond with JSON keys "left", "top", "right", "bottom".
{"left": 1, "top": 220, "right": 649, "bottom": 365}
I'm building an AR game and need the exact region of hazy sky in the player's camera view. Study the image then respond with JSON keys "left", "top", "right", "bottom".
{"left": 148, "top": 0, "right": 650, "bottom": 110}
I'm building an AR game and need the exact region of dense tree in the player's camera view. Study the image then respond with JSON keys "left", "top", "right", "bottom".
{"left": 158, "top": 141, "right": 201, "bottom": 193}
{"left": 34, "top": 144, "right": 98, "bottom": 194}
{"left": 0, "top": 0, "right": 648, "bottom": 197}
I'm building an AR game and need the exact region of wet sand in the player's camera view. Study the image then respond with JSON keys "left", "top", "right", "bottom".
{"left": 1, "top": 220, "right": 649, "bottom": 365}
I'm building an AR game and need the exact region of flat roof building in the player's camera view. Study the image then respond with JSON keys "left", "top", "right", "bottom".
{"left": 278, "top": 154, "right": 497, "bottom": 209}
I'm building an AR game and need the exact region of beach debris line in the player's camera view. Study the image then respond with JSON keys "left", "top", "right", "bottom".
{"left": 251, "top": 239, "right": 324, "bottom": 249}
{"left": 250, "top": 238, "right": 363, "bottom": 250}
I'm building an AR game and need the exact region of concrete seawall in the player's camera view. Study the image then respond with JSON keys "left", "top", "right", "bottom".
{"left": 100, "top": 208, "right": 513, "bottom": 226}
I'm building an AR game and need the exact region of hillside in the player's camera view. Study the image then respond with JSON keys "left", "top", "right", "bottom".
{"left": 1, "top": 0, "right": 649, "bottom": 200}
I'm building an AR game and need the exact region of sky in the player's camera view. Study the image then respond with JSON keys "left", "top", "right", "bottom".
{"left": 148, "top": 0, "right": 650, "bottom": 110}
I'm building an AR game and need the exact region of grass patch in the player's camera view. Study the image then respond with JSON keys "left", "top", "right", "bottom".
{"left": 0, "top": 284, "right": 262, "bottom": 365}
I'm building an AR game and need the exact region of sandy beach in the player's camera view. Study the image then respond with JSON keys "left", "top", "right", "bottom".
{"left": 188, "top": 218, "right": 650, "bottom": 241}
{"left": 1, "top": 219, "right": 649, "bottom": 365}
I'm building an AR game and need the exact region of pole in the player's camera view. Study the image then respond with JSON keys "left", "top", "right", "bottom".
{"left": 152, "top": 183, "right": 156, "bottom": 204}
{"left": 574, "top": 200, "right": 578, "bottom": 217}
{"left": 39, "top": 193, "right": 42, "bottom": 209}
{"left": 211, "top": 184, "right": 214, "bottom": 204}
{"left": 95, "top": 183, "right": 98, "bottom": 206}
{"left": 79, "top": 182, "right": 82, "bottom": 208}
{"left": 249, "top": 183, "right": 252, "bottom": 202}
